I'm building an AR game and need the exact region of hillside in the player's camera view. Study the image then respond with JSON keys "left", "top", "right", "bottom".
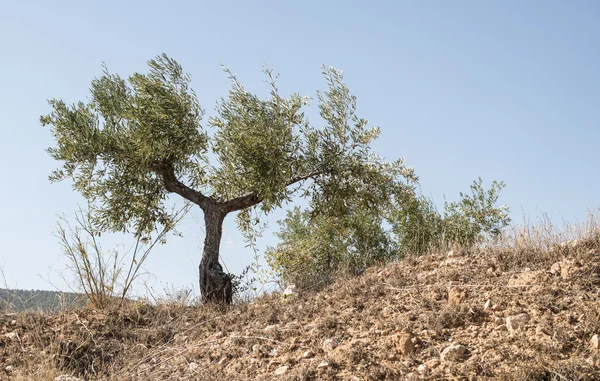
{"left": 1, "top": 234, "right": 599, "bottom": 380}
{"left": 0, "top": 289, "right": 85, "bottom": 313}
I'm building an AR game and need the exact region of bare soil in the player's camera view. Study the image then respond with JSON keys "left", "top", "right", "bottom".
{"left": 2, "top": 236, "right": 600, "bottom": 380}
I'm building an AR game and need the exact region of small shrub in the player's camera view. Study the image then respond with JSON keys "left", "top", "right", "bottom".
{"left": 392, "top": 178, "right": 511, "bottom": 255}
{"left": 266, "top": 206, "right": 395, "bottom": 290}
{"left": 56, "top": 205, "right": 187, "bottom": 309}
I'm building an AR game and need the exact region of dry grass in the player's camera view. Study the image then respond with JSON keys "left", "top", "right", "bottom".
{"left": 2, "top": 215, "right": 600, "bottom": 380}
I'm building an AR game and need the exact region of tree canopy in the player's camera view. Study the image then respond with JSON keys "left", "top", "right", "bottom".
{"left": 43, "top": 54, "right": 416, "bottom": 237}
{"left": 42, "top": 54, "right": 417, "bottom": 302}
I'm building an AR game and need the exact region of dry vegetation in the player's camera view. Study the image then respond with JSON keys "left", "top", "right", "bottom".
{"left": 2, "top": 221, "right": 600, "bottom": 380}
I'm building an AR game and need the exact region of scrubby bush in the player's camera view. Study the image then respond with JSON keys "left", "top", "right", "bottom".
{"left": 268, "top": 178, "right": 511, "bottom": 289}
{"left": 56, "top": 205, "right": 187, "bottom": 309}
{"left": 393, "top": 178, "right": 511, "bottom": 255}
{"left": 266, "top": 204, "right": 396, "bottom": 290}
{"left": 443, "top": 178, "right": 511, "bottom": 246}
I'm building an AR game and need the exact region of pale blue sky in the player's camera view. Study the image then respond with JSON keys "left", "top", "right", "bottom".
{"left": 1, "top": 1, "right": 599, "bottom": 295}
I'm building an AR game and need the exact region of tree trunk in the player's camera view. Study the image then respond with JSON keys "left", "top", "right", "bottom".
{"left": 199, "top": 206, "right": 232, "bottom": 304}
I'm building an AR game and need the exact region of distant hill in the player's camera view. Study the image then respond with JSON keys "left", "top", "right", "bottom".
{"left": 0, "top": 288, "right": 86, "bottom": 312}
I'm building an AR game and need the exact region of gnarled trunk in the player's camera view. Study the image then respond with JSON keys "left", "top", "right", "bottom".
{"left": 199, "top": 206, "right": 232, "bottom": 304}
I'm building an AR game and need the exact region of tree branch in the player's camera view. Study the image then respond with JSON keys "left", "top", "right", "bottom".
{"left": 159, "top": 163, "right": 212, "bottom": 209}
{"left": 221, "top": 171, "right": 321, "bottom": 213}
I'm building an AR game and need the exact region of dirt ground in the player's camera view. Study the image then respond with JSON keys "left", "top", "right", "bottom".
{"left": 1, "top": 235, "right": 600, "bottom": 380}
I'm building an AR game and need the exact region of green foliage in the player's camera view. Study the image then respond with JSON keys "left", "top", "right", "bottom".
{"left": 270, "top": 178, "right": 510, "bottom": 289}
{"left": 43, "top": 54, "right": 416, "bottom": 255}
{"left": 0, "top": 289, "right": 85, "bottom": 312}
{"left": 392, "top": 194, "right": 445, "bottom": 256}
{"left": 266, "top": 204, "right": 396, "bottom": 290}
{"left": 42, "top": 55, "right": 206, "bottom": 238}
{"left": 393, "top": 178, "right": 511, "bottom": 255}
{"left": 443, "top": 178, "right": 511, "bottom": 246}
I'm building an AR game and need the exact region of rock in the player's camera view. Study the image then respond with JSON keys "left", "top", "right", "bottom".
{"left": 382, "top": 306, "right": 394, "bottom": 317}
{"left": 484, "top": 299, "right": 493, "bottom": 310}
{"left": 274, "top": 365, "right": 289, "bottom": 375}
{"left": 561, "top": 259, "right": 578, "bottom": 280}
{"left": 494, "top": 317, "right": 504, "bottom": 326}
{"left": 282, "top": 285, "right": 298, "bottom": 298}
{"left": 302, "top": 350, "right": 315, "bottom": 358}
{"left": 441, "top": 344, "right": 469, "bottom": 362}
{"left": 508, "top": 270, "right": 541, "bottom": 290}
{"left": 4, "top": 332, "right": 17, "bottom": 340}
{"left": 322, "top": 338, "right": 339, "bottom": 352}
{"left": 317, "top": 360, "right": 330, "bottom": 368}
{"left": 550, "top": 262, "right": 561, "bottom": 275}
{"left": 5, "top": 365, "right": 13, "bottom": 372}
{"left": 393, "top": 332, "right": 418, "bottom": 355}
{"left": 506, "top": 313, "right": 530, "bottom": 332}
{"left": 591, "top": 334, "right": 599, "bottom": 350}
{"left": 417, "top": 363, "right": 428, "bottom": 374}
{"left": 252, "top": 344, "right": 262, "bottom": 356}
{"left": 448, "top": 287, "right": 466, "bottom": 306}
{"left": 54, "top": 376, "right": 84, "bottom": 381}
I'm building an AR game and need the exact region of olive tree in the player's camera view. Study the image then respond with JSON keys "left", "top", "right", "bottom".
{"left": 42, "top": 54, "right": 416, "bottom": 304}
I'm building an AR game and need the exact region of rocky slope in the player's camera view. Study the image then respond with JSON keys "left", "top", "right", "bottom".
{"left": 1, "top": 235, "right": 600, "bottom": 380}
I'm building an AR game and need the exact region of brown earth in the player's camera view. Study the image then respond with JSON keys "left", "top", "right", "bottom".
{"left": 1, "top": 236, "right": 600, "bottom": 380}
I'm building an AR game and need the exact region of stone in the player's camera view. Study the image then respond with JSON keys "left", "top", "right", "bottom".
{"left": 5, "top": 365, "right": 13, "bottom": 372}
{"left": 302, "top": 350, "right": 315, "bottom": 358}
{"left": 550, "top": 262, "right": 561, "bottom": 275}
{"left": 322, "top": 338, "right": 339, "bottom": 352}
{"left": 394, "top": 332, "right": 417, "bottom": 355}
{"left": 591, "top": 334, "right": 599, "bottom": 350}
{"left": 448, "top": 287, "right": 466, "bottom": 306}
{"left": 417, "top": 363, "right": 428, "bottom": 374}
{"left": 506, "top": 313, "right": 530, "bottom": 332}
{"left": 274, "top": 365, "right": 289, "bottom": 375}
{"left": 282, "top": 285, "right": 298, "bottom": 298}
{"left": 440, "top": 344, "right": 469, "bottom": 362}
{"left": 382, "top": 306, "right": 394, "bottom": 317}
{"left": 561, "top": 259, "right": 578, "bottom": 280}
{"left": 484, "top": 299, "right": 493, "bottom": 310}
{"left": 317, "top": 360, "right": 330, "bottom": 368}
{"left": 4, "top": 332, "right": 17, "bottom": 340}
{"left": 252, "top": 344, "right": 261, "bottom": 356}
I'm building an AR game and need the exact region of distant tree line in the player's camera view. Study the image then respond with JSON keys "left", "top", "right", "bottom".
{"left": 0, "top": 289, "right": 86, "bottom": 312}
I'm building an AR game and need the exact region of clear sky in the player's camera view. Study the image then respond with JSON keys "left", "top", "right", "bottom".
{"left": 1, "top": 1, "right": 599, "bottom": 296}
